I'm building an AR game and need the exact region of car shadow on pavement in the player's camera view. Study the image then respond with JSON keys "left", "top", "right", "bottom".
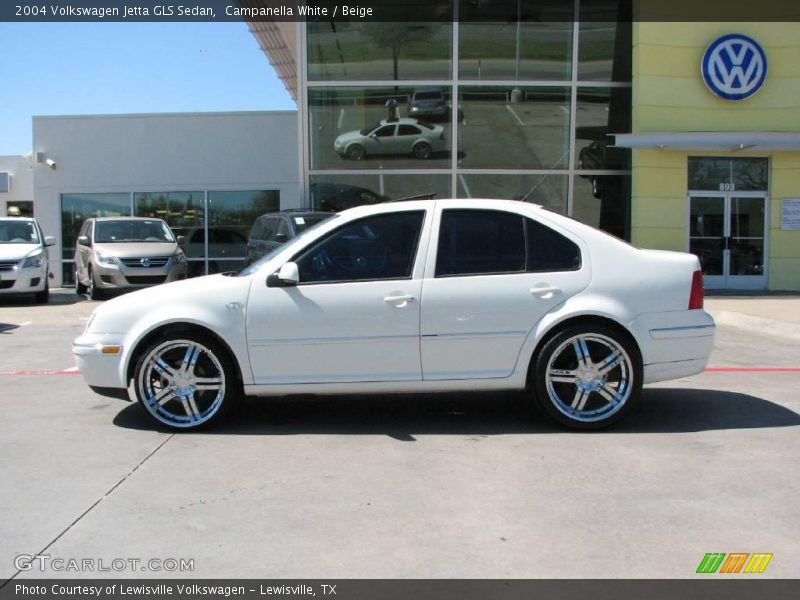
{"left": 112, "top": 387, "right": 800, "bottom": 437}
{"left": 0, "top": 288, "right": 88, "bottom": 307}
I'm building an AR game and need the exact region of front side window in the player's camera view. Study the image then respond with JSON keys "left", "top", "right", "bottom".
{"left": 436, "top": 209, "right": 581, "bottom": 277}
{"left": 294, "top": 211, "right": 425, "bottom": 284}
{"left": 374, "top": 125, "right": 396, "bottom": 138}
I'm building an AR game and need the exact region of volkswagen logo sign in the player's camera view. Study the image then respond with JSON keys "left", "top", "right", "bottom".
{"left": 701, "top": 34, "right": 767, "bottom": 100}
{"left": 140, "top": 258, "right": 151, "bottom": 268}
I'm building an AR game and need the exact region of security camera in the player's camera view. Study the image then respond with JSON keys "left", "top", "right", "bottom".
{"left": 45, "top": 158, "right": 57, "bottom": 170}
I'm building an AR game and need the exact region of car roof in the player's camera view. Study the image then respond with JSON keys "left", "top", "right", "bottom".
{"left": 92, "top": 216, "right": 167, "bottom": 222}
{"left": 0, "top": 216, "right": 36, "bottom": 222}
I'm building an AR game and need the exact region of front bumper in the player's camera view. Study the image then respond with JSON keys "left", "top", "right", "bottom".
{"left": 92, "top": 261, "right": 187, "bottom": 290}
{"left": 73, "top": 333, "right": 127, "bottom": 389}
{"left": 0, "top": 265, "right": 47, "bottom": 294}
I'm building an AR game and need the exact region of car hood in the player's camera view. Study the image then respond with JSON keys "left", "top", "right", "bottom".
{"left": 0, "top": 243, "right": 41, "bottom": 260}
{"left": 87, "top": 273, "right": 251, "bottom": 334}
{"left": 335, "top": 131, "right": 363, "bottom": 144}
{"left": 91, "top": 242, "right": 178, "bottom": 256}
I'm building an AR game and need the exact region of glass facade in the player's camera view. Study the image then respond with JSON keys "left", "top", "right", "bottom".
{"left": 60, "top": 190, "right": 279, "bottom": 284}
{"left": 303, "top": 0, "right": 633, "bottom": 238}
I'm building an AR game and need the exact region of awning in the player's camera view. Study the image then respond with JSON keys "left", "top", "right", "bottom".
{"left": 612, "top": 132, "right": 800, "bottom": 152}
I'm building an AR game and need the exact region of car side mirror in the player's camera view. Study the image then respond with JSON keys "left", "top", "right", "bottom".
{"left": 77, "top": 235, "right": 90, "bottom": 246}
{"left": 275, "top": 233, "right": 288, "bottom": 243}
{"left": 267, "top": 262, "right": 300, "bottom": 287}
{"left": 44, "top": 236, "right": 56, "bottom": 247}
{"left": 176, "top": 235, "right": 186, "bottom": 247}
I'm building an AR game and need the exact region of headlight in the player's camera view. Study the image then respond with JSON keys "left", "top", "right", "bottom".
{"left": 95, "top": 252, "right": 118, "bottom": 266}
{"left": 22, "top": 252, "right": 43, "bottom": 269}
{"left": 173, "top": 251, "right": 187, "bottom": 264}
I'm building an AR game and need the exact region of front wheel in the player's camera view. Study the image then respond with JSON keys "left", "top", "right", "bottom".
{"left": 34, "top": 281, "right": 49, "bottom": 304}
{"left": 531, "top": 324, "right": 642, "bottom": 430}
{"left": 133, "top": 334, "right": 238, "bottom": 430}
{"left": 345, "top": 144, "right": 366, "bottom": 161}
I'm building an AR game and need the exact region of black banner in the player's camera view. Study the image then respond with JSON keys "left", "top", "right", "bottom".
{"left": 2, "top": 0, "right": 800, "bottom": 23}
{"left": 1, "top": 580, "right": 799, "bottom": 600}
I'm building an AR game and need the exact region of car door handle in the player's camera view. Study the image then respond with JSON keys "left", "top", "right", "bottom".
{"left": 530, "top": 285, "right": 562, "bottom": 299}
{"left": 384, "top": 294, "right": 415, "bottom": 308}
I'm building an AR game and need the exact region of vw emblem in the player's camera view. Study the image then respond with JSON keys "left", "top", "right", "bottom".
{"left": 701, "top": 34, "right": 767, "bottom": 100}
{"left": 140, "top": 258, "right": 151, "bottom": 268}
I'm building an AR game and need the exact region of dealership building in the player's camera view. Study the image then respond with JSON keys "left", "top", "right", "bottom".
{"left": 1, "top": 1, "right": 798, "bottom": 290}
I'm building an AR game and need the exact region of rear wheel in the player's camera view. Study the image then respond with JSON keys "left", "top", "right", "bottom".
{"left": 133, "top": 333, "right": 238, "bottom": 430}
{"left": 532, "top": 324, "right": 642, "bottom": 430}
{"left": 413, "top": 142, "right": 432, "bottom": 159}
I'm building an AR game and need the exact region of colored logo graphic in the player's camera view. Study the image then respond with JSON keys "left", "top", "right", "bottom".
{"left": 696, "top": 552, "right": 773, "bottom": 574}
{"left": 701, "top": 34, "right": 767, "bottom": 100}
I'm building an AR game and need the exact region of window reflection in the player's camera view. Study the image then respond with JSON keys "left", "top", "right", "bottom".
{"left": 572, "top": 174, "right": 629, "bottom": 239}
{"left": 575, "top": 87, "right": 631, "bottom": 169}
{"left": 307, "top": 21, "right": 452, "bottom": 81}
{"left": 310, "top": 87, "right": 452, "bottom": 170}
{"left": 310, "top": 174, "right": 451, "bottom": 209}
{"left": 688, "top": 157, "right": 768, "bottom": 192}
{"left": 456, "top": 174, "right": 567, "bottom": 214}
{"left": 458, "top": 86, "right": 570, "bottom": 169}
{"left": 61, "top": 193, "right": 130, "bottom": 261}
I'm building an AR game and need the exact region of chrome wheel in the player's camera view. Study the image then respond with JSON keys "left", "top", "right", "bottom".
{"left": 413, "top": 142, "right": 432, "bottom": 159}
{"left": 544, "top": 333, "right": 633, "bottom": 424}
{"left": 136, "top": 338, "right": 227, "bottom": 429}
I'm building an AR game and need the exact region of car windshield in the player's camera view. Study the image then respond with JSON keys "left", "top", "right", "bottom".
{"left": 292, "top": 214, "right": 331, "bottom": 233}
{"left": 94, "top": 220, "right": 175, "bottom": 243}
{"left": 0, "top": 221, "right": 39, "bottom": 244}
{"left": 359, "top": 121, "right": 382, "bottom": 136}
{"left": 234, "top": 214, "right": 339, "bottom": 277}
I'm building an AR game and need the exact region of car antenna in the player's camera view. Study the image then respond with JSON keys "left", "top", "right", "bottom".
{"left": 384, "top": 193, "right": 437, "bottom": 203}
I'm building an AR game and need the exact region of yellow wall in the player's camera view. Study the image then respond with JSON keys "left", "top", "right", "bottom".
{"left": 631, "top": 21, "right": 800, "bottom": 290}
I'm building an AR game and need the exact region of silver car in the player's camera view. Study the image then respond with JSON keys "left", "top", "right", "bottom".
{"left": 74, "top": 217, "right": 188, "bottom": 299}
{"left": 334, "top": 118, "right": 446, "bottom": 160}
{"left": 0, "top": 217, "right": 55, "bottom": 303}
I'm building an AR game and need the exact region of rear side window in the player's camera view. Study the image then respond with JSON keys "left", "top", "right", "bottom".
{"left": 436, "top": 210, "right": 525, "bottom": 277}
{"left": 398, "top": 125, "right": 421, "bottom": 136}
{"left": 435, "top": 209, "right": 581, "bottom": 277}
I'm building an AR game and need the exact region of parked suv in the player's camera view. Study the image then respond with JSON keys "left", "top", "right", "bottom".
{"left": 246, "top": 210, "right": 332, "bottom": 264}
{"left": 0, "top": 217, "right": 55, "bottom": 303}
{"left": 74, "top": 217, "right": 188, "bottom": 299}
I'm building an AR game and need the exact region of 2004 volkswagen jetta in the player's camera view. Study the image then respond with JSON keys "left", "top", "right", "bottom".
{"left": 73, "top": 199, "right": 715, "bottom": 431}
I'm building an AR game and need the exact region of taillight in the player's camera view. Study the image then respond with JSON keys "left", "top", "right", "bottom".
{"left": 689, "top": 269, "right": 704, "bottom": 310}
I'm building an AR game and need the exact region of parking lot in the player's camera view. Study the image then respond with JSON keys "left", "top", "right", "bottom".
{"left": 1, "top": 290, "right": 798, "bottom": 579}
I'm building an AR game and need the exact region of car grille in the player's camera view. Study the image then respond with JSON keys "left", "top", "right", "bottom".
{"left": 124, "top": 275, "right": 168, "bottom": 285}
{"left": 0, "top": 261, "right": 18, "bottom": 272}
{"left": 119, "top": 256, "right": 170, "bottom": 268}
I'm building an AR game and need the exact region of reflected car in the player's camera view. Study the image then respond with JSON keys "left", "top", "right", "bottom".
{"left": 0, "top": 217, "right": 55, "bottom": 303}
{"left": 578, "top": 140, "right": 607, "bottom": 198}
{"left": 334, "top": 118, "right": 446, "bottom": 160}
{"left": 309, "top": 182, "right": 389, "bottom": 212}
{"left": 408, "top": 86, "right": 447, "bottom": 119}
{"left": 179, "top": 227, "right": 248, "bottom": 274}
{"left": 246, "top": 211, "right": 331, "bottom": 265}
{"left": 74, "top": 217, "right": 187, "bottom": 300}
{"left": 74, "top": 199, "right": 715, "bottom": 433}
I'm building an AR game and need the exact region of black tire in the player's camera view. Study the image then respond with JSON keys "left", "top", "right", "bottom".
{"left": 346, "top": 144, "right": 366, "bottom": 161}
{"left": 133, "top": 332, "right": 240, "bottom": 431}
{"left": 75, "top": 268, "right": 87, "bottom": 295}
{"left": 413, "top": 142, "right": 432, "bottom": 159}
{"left": 88, "top": 267, "right": 103, "bottom": 300}
{"left": 531, "top": 323, "right": 642, "bottom": 430}
{"left": 34, "top": 281, "right": 49, "bottom": 304}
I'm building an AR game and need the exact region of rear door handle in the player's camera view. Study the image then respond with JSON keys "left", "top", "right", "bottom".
{"left": 384, "top": 294, "right": 415, "bottom": 308}
{"left": 530, "top": 286, "right": 561, "bottom": 299}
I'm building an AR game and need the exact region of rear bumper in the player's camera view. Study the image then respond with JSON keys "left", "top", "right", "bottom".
{"left": 629, "top": 310, "right": 716, "bottom": 384}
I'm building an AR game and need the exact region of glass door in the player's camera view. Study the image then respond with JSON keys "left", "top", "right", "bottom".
{"left": 689, "top": 193, "right": 766, "bottom": 290}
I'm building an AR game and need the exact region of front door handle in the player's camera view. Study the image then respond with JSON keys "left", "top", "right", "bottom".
{"left": 384, "top": 294, "right": 415, "bottom": 308}
{"left": 530, "top": 285, "right": 562, "bottom": 299}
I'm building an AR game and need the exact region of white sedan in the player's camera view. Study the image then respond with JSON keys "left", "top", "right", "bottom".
{"left": 73, "top": 199, "right": 715, "bottom": 431}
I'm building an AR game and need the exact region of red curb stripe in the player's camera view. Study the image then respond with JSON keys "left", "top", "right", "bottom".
{"left": 705, "top": 367, "right": 800, "bottom": 372}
